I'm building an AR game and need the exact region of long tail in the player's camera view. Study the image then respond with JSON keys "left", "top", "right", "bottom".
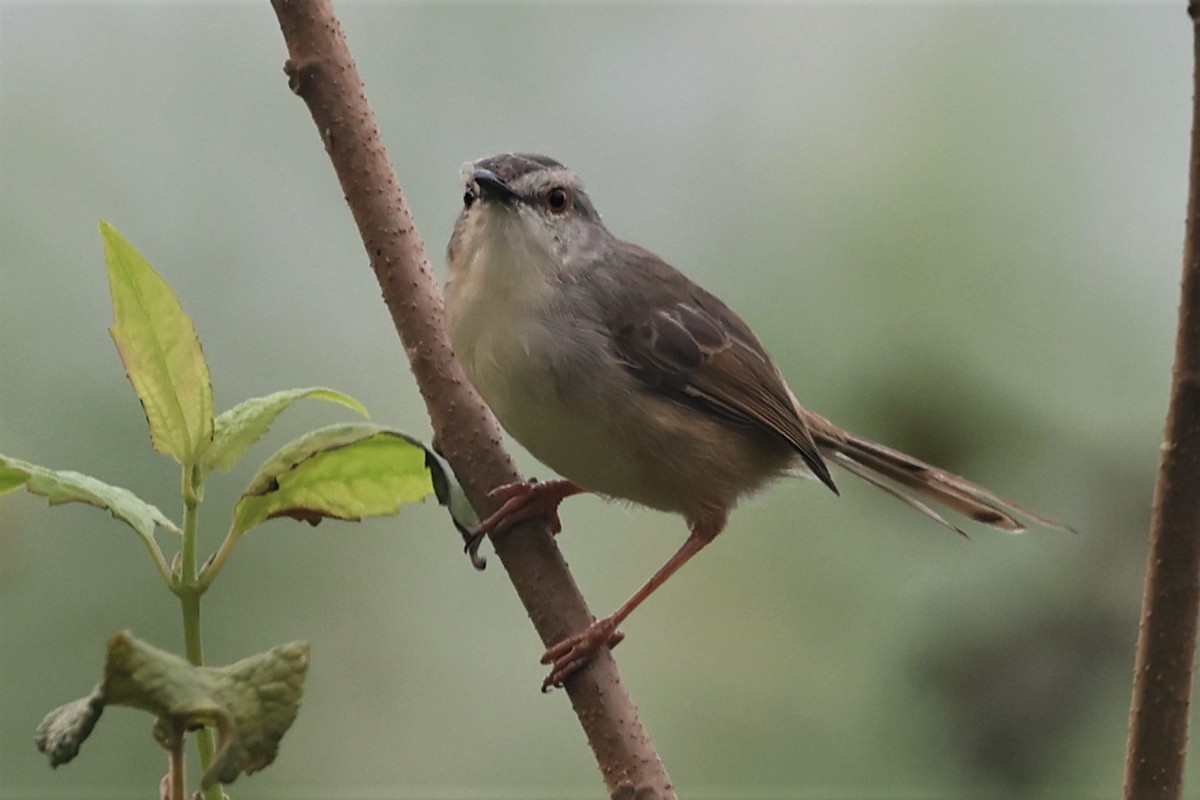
{"left": 804, "top": 413, "right": 1072, "bottom": 537}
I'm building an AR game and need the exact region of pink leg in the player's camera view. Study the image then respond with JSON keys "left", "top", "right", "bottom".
{"left": 540, "top": 509, "right": 726, "bottom": 691}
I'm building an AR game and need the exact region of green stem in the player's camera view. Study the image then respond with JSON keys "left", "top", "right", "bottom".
{"left": 180, "top": 465, "right": 201, "bottom": 586}
{"left": 195, "top": 523, "right": 240, "bottom": 594}
{"left": 179, "top": 464, "right": 224, "bottom": 800}
{"left": 181, "top": 590, "right": 220, "bottom": 799}
{"left": 143, "top": 535, "right": 175, "bottom": 590}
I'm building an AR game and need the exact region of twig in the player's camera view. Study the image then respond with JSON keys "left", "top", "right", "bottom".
{"left": 1123, "top": 5, "right": 1200, "bottom": 799}
{"left": 267, "top": 2, "right": 675, "bottom": 797}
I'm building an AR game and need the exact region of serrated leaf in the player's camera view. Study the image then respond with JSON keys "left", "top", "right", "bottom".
{"left": 0, "top": 455, "right": 180, "bottom": 542}
{"left": 102, "top": 221, "right": 214, "bottom": 466}
{"left": 231, "top": 423, "right": 434, "bottom": 537}
{"left": 36, "top": 631, "right": 309, "bottom": 789}
{"left": 201, "top": 387, "right": 369, "bottom": 474}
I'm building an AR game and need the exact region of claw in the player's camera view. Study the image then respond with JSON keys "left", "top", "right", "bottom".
{"left": 475, "top": 479, "right": 583, "bottom": 538}
{"left": 462, "top": 528, "right": 487, "bottom": 570}
{"left": 461, "top": 479, "right": 582, "bottom": 571}
{"left": 539, "top": 617, "right": 625, "bottom": 691}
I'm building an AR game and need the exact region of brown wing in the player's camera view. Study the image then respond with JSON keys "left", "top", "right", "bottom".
{"left": 605, "top": 247, "right": 837, "bottom": 494}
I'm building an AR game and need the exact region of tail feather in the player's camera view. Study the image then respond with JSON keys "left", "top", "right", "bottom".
{"left": 828, "top": 451, "right": 970, "bottom": 537}
{"left": 808, "top": 421, "right": 1073, "bottom": 535}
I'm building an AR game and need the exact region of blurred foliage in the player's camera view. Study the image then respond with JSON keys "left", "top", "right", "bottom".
{"left": 0, "top": 3, "right": 1188, "bottom": 798}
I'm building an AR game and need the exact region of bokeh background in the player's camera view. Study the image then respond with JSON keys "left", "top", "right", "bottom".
{"left": 0, "top": 3, "right": 1189, "bottom": 798}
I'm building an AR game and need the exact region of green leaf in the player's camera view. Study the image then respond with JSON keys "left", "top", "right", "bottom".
{"left": 0, "top": 464, "right": 31, "bottom": 494}
{"left": 201, "top": 387, "right": 369, "bottom": 474}
{"left": 36, "top": 631, "right": 309, "bottom": 789}
{"left": 102, "top": 221, "right": 214, "bottom": 466}
{"left": 200, "top": 427, "right": 482, "bottom": 589}
{"left": 231, "top": 423, "right": 435, "bottom": 537}
{"left": 0, "top": 455, "right": 180, "bottom": 542}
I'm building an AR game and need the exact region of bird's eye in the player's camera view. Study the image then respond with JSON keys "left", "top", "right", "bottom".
{"left": 463, "top": 188, "right": 477, "bottom": 208}
{"left": 544, "top": 187, "right": 570, "bottom": 214}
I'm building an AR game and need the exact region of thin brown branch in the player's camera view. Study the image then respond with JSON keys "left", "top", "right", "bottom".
{"left": 268, "top": 1, "right": 674, "bottom": 797}
{"left": 1123, "top": 5, "right": 1200, "bottom": 800}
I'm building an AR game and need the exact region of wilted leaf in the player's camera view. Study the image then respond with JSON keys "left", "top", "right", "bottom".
{"left": 34, "top": 688, "right": 105, "bottom": 767}
{"left": 201, "top": 387, "right": 369, "bottom": 474}
{"left": 102, "top": 221, "right": 214, "bottom": 466}
{"left": 231, "top": 423, "right": 435, "bottom": 537}
{"left": 0, "top": 455, "right": 180, "bottom": 544}
{"left": 36, "top": 631, "right": 309, "bottom": 789}
{"left": 200, "top": 641, "right": 310, "bottom": 784}
{"left": 101, "top": 632, "right": 232, "bottom": 738}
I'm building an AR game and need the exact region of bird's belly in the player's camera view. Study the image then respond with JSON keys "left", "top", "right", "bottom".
{"left": 471, "top": 344, "right": 665, "bottom": 507}
{"left": 450, "top": 294, "right": 793, "bottom": 516}
{"left": 474, "top": 351, "right": 793, "bottom": 517}
{"left": 519, "top": 408, "right": 658, "bottom": 502}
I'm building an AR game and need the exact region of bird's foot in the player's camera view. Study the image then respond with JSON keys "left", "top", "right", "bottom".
{"left": 540, "top": 615, "right": 626, "bottom": 691}
{"left": 474, "top": 478, "right": 583, "bottom": 538}
{"left": 462, "top": 478, "right": 583, "bottom": 569}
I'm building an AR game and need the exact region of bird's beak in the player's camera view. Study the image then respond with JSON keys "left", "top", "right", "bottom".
{"left": 473, "top": 168, "right": 518, "bottom": 203}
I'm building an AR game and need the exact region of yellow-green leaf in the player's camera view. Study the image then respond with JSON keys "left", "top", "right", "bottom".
{"left": 102, "top": 221, "right": 214, "bottom": 466}
{"left": 201, "top": 387, "right": 369, "bottom": 474}
{"left": 231, "top": 423, "right": 435, "bottom": 537}
{"left": 0, "top": 454, "right": 180, "bottom": 543}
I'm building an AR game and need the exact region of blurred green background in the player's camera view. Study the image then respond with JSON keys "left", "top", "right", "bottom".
{"left": 0, "top": 2, "right": 1188, "bottom": 798}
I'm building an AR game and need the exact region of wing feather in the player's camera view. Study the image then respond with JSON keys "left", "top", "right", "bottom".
{"left": 603, "top": 247, "right": 837, "bottom": 494}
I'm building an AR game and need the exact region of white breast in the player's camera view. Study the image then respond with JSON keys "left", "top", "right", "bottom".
{"left": 446, "top": 215, "right": 659, "bottom": 503}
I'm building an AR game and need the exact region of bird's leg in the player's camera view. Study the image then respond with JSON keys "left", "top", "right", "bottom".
{"left": 465, "top": 478, "right": 585, "bottom": 557}
{"left": 540, "top": 509, "right": 726, "bottom": 691}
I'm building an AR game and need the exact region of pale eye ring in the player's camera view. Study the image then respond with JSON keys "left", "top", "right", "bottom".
{"left": 544, "top": 187, "right": 570, "bottom": 213}
{"left": 463, "top": 188, "right": 477, "bottom": 208}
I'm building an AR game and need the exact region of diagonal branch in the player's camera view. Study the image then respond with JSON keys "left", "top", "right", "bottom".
{"left": 1123, "top": 5, "right": 1200, "bottom": 800}
{"left": 268, "top": 1, "right": 674, "bottom": 797}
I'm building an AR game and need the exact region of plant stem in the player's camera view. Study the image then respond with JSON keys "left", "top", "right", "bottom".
{"left": 143, "top": 535, "right": 175, "bottom": 591}
{"left": 195, "top": 523, "right": 238, "bottom": 593}
{"left": 181, "top": 590, "right": 221, "bottom": 800}
{"left": 166, "top": 724, "right": 185, "bottom": 800}
{"left": 178, "top": 464, "right": 224, "bottom": 800}
{"left": 180, "top": 464, "right": 202, "bottom": 587}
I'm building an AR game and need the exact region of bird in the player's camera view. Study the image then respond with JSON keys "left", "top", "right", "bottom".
{"left": 444, "top": 152, "right": 1068, "bottom": 690}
